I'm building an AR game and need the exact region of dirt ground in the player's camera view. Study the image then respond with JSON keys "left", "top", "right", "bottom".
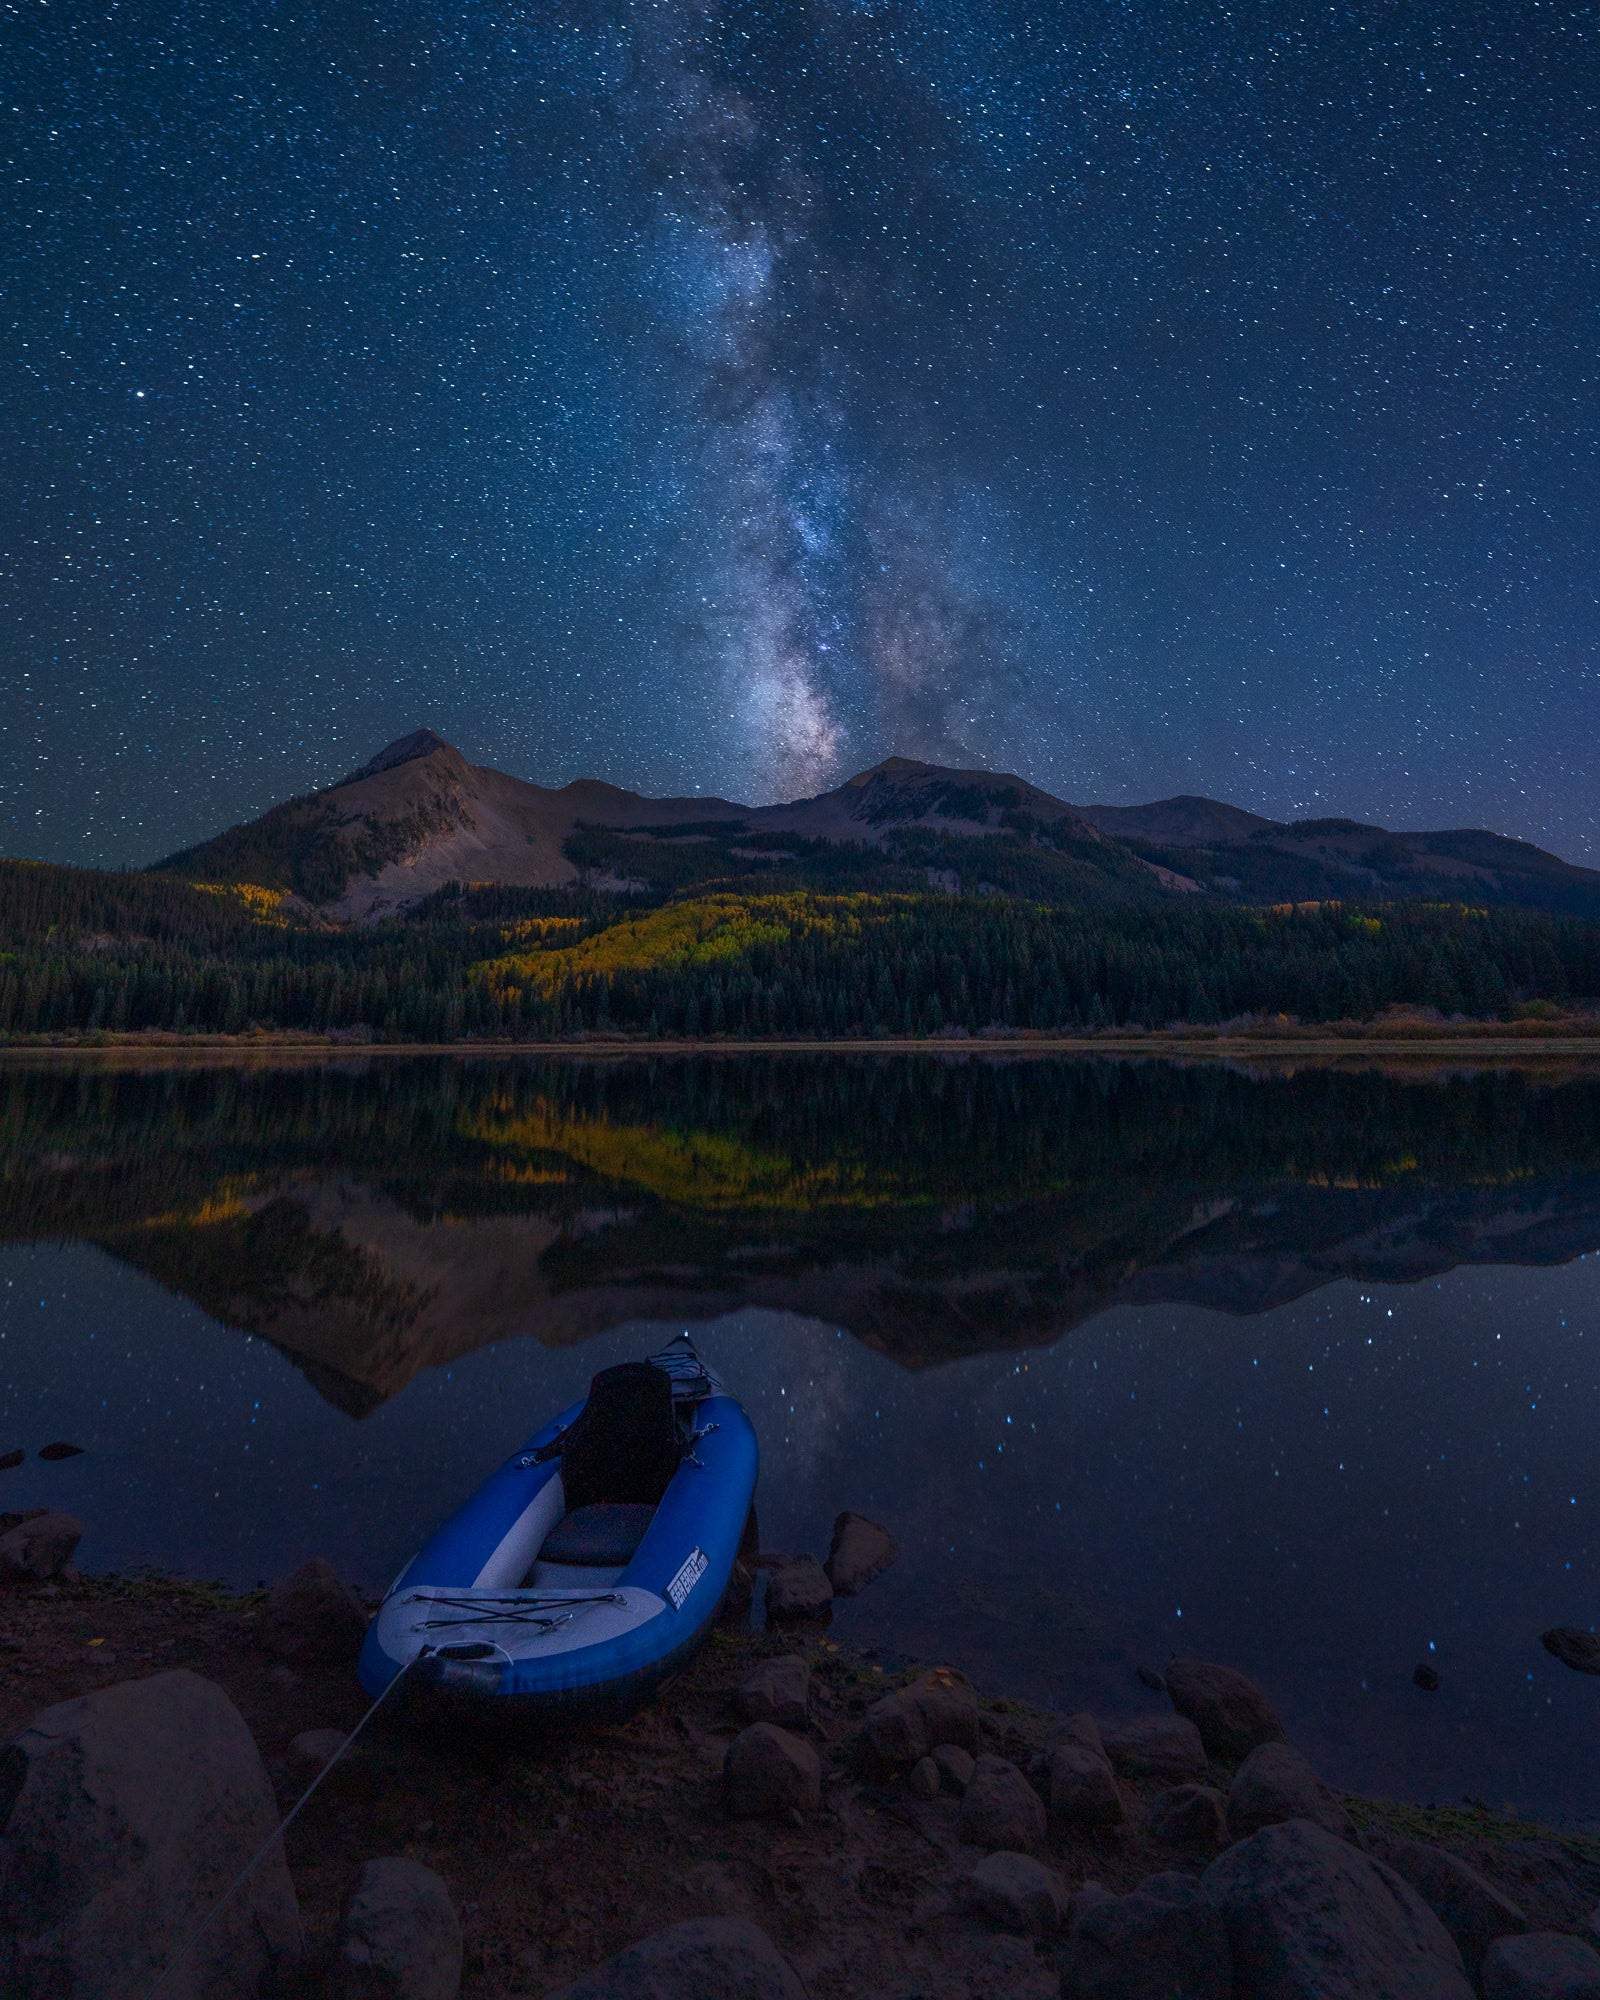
{"left": 3, "top": 1572, "right": 1599, "bottom": 1999}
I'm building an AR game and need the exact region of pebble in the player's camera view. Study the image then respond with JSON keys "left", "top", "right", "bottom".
{"left": 288, "top": 1727, "right": 350, "bottom": 1775}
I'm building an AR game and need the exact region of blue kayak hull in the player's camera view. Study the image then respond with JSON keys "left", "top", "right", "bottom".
{"left": 359, "top": 1357, "right": 757, "bottom": 1722}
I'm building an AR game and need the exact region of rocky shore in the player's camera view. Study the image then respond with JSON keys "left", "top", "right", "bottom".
{"left": 2, "top": 1523, "right": 1599, "bottom": 1998}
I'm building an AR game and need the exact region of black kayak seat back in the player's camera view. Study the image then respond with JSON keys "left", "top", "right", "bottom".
{"left": 540, "top": 1360, "right": 683, "bottom": 1512}
{"left": 539, "top": 1502, "right": 657, "bottom": 1568}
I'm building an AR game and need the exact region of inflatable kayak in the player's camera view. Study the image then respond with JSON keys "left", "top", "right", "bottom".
{"left": 358, "top": 1333, "right": 757, "bottom": 1720}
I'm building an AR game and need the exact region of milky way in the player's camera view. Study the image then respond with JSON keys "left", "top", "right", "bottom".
{"left": 2, "top": 2, "right": 1597, "bottom": 861}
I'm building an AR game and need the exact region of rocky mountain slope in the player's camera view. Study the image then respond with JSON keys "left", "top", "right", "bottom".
{"left": 153, "top": 730, "right": 1600, "bottom": 919}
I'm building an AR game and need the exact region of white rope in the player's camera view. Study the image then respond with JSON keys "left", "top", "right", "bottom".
{"left": 142, "top": 1652, "right": 423, "bottom": 2000}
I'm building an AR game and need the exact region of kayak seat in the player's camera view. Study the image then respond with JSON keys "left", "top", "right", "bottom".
{"left": 541, "top": 1361, "right": 683, "bottom": 1512}
{"left": 539, "top": 1502, "right": 657, "bottom": 1568}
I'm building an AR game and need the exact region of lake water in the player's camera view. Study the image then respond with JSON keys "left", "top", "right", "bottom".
{"left": 1, "top": 1052, "right": 1597, "bottom": 1820}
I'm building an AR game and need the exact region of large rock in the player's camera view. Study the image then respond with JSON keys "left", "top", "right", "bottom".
{"left": 1203, "top": 1818, "right": 1473, "bottom": 1999}
{"left": 958, "top": 1755, "right": 1047, "bottom": 1853}
{"left": 1101, "top": 1712, "right": 1209, "bottom": 1783}
{"left": 1482, "top": 1933, "right": 1600, "bottom": 2000}
{"left": 1540, "top": 1628, "right": 1600, "bottom": 1675}
{"left": 544, "top": 1917, "right": 809, "bottom": 1999}
{"left": 259, "top": 1557, "right": 368, "bottom": 1662}
{"left": 863, "top": 1666, "right": 980, "bottom": 1765}
{"left": 1366, "top": 1828, "right": 1529, "bottom": 1977}
{"left": 338, "top": 1858, "right": 462, "bottom": 2000}
{"left": 0, "top": 1511, "right": 82, "bottom": 1586}
{"left": 933, "top": 1743, "right": 975, "bottom": 1792}
{"left": 823, "top": 1513, "right": 900, "bottom": 1596}
{"left": 1165, "top": 1657, "right": 1287, "bottom": 1761}
{"left": 723, "top": 1723, "right": 821, "bottom": 1818}
{"left": 1227, "top": 1741, "right": 1352, "bottom": 1841}
{"left": 1067, "top": 1878, "right": 1232, "bottom": 2000}
{"left": 963, "top": 1851, "right": 1069, "bottom": 1935}
{"left": 0, "top": 1669, "right": 301, "bottom": 1999}
{"left": 903, "top": 1664, "right": 980, "bottom": 1751}
{"left": 1146, "top": 1783, "right": 1228, "bottom": 1849}
{"left": 736, "top": 1655, "right": 809, "bottom": 1729}
{"left": 763, "top": 1558, "right": 833, "bottom": 1623}
{"left": 1047, "top": 1741, "right": 1124, "bottom": 1828}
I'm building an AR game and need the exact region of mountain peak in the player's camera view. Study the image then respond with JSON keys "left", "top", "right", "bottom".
{"left": 844, "top": 756, "right": 939, "bottom": 788}
{"left": 336, "top": 729, "right": 457, "bottom": 789}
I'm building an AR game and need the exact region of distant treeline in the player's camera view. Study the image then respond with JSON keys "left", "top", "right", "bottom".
{"left": 1, "top": 856, "right": 1599, "bottom": 1040}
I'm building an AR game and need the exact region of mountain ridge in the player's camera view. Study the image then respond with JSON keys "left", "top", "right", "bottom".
{"left": 151, "top": 731, "right": 1600, "bottom": 920}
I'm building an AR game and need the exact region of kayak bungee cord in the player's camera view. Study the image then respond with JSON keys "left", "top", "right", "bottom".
{"left": 400, "top": 1587, "right": 626, "bottom": 1632}
{"left": 140, "top": 1645, "right": 429, "bottom": 2000}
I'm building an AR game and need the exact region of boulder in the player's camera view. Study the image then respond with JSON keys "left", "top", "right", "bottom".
{"left": 763, "top": 1558, "right": 833, "bottom": 1623}
{"left": 958, "top": 1755, "right": 1047, "bottom": 1853}
{"left": 1227, "top": 1741, "right": 1352, "bottom": 1841}
{"left": 904, "top": 1665, "right": 980, "bottom": 1752}
{"left": 1481, "top": 1933, "right": 1600, "bottom": 2000}
{"left": 1067, "top": 1880, "right": 1232, "bottom": 2000}
{"left": 544, "top": 1917, "right": 809, "bottom": 2000}
{"left": 1139, "top": 1872, "right": 1212, "bottom": 1903}
{"left": 288, "top": 1727, "right": 350, "bottom": 1776}
{"left": 1164, "top": 1657, "right": 1287, "bottom": 1761}
{"left": 906, "top": 1756, "right": 941, "bottom": 1800}
{"left": 1365, "top": 1828, "right": 1529, "bottom": 1977}
{"left": 823, "top": 1512, "right": 900, "bottom": 1596}
{"left": 1047, "top": 1741, "right": 1124, "bottom": 1828}
{"left": 0, "top": 1511, "right": 82, "bottom": 1585}
{"left": 259, "top": 1557, "right": 368, "bottom": 1662}
{"left": 862, "top": 1665, "right": 979, "bottom": 1765}
{"left": 1146, "top": 1784, "right": 1228, "bottom": 1849}
{"left": 1053, "top": 1710, "right": 1107, "bottom": 1751}
{"left": 1203, "top": 1818, "right": 1473, "bottom": 1999}
{"left": 338, "top": 1858, "right": 462, "bottom": 2000}
{"left": 1540, "top": 1628, "right": 1600, "bottom": 1675}
{"left": 932, "top": 1743, "right": 975, "bottom": 1793}
{"left": 1101, "top": 1712, "right": 1209, "bottom": 1783}
{"left": 723, "top": 1723, "right": 821, "bottom": 1818}
{"left": 736, "top": 1655, "right": 809, "bottom": 1730}
{"left": 0, "top": 1669, "right": 301, "bottom": 1998}
{"left": 962, "top": 1851, "right": 1069, "bottom": 1936}
{"left": 863, "top": 1689, "right": 924, "bottom": 1765}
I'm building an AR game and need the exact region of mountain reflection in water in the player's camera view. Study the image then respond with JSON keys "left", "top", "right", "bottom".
{"left": 3, "top": 1053, "right": 1600, "bottom": 1413}
{"left": 3, "top": 1051, "right": 1599, "bottom": 1821}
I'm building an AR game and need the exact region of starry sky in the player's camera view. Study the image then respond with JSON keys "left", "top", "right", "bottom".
{"left": 3, "top": 1, "right": 1598, "bottom": 868}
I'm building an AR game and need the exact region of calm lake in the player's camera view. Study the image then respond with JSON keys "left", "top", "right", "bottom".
{"left": 1, "top": 1052, "right": 1597, "bottom": 1819}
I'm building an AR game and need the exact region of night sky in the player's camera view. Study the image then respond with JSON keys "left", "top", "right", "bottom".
{"left": 4, "top": 1, "right": 1597, "bottom": 869}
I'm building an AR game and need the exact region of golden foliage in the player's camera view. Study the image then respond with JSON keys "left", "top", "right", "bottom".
{"left": 472, "top": 892, "right": 918, "bottom": 997}
{"left": 189, "top": 881, "right": 292, "bottom": 923}
{"left": 463, "top": 1094, "right": 912, "bottom": 1211}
